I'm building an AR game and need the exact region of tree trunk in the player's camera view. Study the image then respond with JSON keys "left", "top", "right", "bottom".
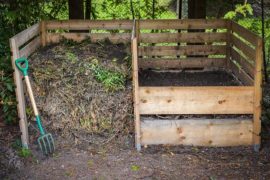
{"left": 177, "top": 0, "right": 182, "bottom": 58}
{"left": 152, "top": 0, "right": 156, "bottom": 19}
{"left": 130, "top": 0, "right": 135, "bottom": 19}
{"left": 188, "top": 0, "right": 206, "bottom": 19}
{"left": 177, "top": 0, "right": 182, "bottom": 19}
{"left": 85, "top": 0, "right": 91, "bottom": 19}
{"left": 188, "top": 0, "right": 206, "bottom": 58}
{"left": 68, "top": 0, "right": 84, "bottom": 19}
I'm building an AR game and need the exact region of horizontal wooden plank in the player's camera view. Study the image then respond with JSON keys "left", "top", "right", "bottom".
{"left": 140, "top": 32, "right": 227, "bottom": 43}
{"left": 138, "top": 58, "right": 226, "bottom": 69}
{"left": 46, "top": 20, "right": 133, "bottom": 30}
{"left": 139, "top": 86, "right": 254, "bottom": 114}
{"left": 231, "top": 34, "right": 256, "bottom": 62}
{"left": 138, "top": 45, "right": 226, "bottom": 56}
{"left": 12, "top": 23, "right": 40, "bottom": 48}
{"left": 139, "top": 19, "right": 228, "bottom": 29}
{"left": 141, "top": 118, "right": 253, "bottom": 146}
{"left": 46, "top": 33, "right": 131, "bottom": 44}
{"left": 231, "top": 21, "right": 260, "bottom": 46}
{"left": 230, "top": 60, "right": 254, "bottom": 85}
{"left": 231, "top": 48, "right": 254, "bottom": 78}
{"left": 19, "top": 36, "right": 41, "bottom": 58}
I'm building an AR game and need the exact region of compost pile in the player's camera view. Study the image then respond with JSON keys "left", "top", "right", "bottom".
{"left": 28, "top": 40, "right": 133, "bottom": 144}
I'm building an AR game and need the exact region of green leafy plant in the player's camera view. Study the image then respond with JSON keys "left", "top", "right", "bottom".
{"left": 0, "top": 57, "right": 17, "bottom": 124}
{"left": 224, "top": 3, "right": 253, "bottom": 19}
{"left": 18, "top": 147, "right": 32, "bottom": 158}
{"left": 90, "top": 59, "right": 125, "bottom": 92}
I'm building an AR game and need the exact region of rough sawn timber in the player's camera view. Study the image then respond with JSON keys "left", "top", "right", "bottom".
{"left": 141, "top": 118, "right": 253, "bottom": 146}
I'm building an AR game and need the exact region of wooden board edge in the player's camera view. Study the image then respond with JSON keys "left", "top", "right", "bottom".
{"left": 138, "top": 86, "right": 254, "bottom": 115}
{"left": 140, "top": 118, "right": 253, "bottom": 146}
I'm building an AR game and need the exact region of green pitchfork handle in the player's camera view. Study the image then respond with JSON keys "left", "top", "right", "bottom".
{"left": 15, "top": 58, "right": 45, "bottom": 136}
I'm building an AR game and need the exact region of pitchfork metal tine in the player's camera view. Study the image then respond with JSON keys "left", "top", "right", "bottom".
{"left": 42, "top": 138, "right": 48, "bottom": 155}
{"left": 46, "top": 135, "right": 52, "bottom": 153}
{"left": 49, "top": 134, "right": 55, "bottom": 152}
{"left": 38, "top": 139, "right": 42, "bottom": 153}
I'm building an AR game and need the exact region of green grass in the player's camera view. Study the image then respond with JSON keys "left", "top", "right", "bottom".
{"left": 18, "top": 147, "right": 32, "bottom": 158}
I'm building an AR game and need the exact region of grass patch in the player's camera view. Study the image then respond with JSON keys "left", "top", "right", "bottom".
{"left": 18, "top": 147, "right": 32, "bottom": 158}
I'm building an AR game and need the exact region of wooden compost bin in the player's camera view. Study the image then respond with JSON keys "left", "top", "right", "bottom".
{"left": 131, "top": 19, "right": 263, "bottom": 151}
{"left": 10, "top": 19, "right": 262, "bottom": 151}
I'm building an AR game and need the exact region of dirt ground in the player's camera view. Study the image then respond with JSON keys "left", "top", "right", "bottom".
{"left": 3, "top": 134, "right": 270, "bottom": 180}
{"left": 1, "top": 41, "right": 270, "bottom": 179}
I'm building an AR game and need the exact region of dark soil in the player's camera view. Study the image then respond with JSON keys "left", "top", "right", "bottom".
{"left": 139, "top": 70, "right": 240, "bottom": 86}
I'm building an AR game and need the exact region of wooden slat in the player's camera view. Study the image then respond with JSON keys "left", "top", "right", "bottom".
{"left": 139, "top": 19, "right": 228, "bottom": 29}
{"left": 139, "top": 86, "right": 254, "bottom": 114}
{"left": 140, "top": 32, "right": 227, "bottom": 43}
{"left": 138, "top": 45, "right": 226, "bottom": 56}
{"left": 231, "top": 34, "right": 256, "bottom": 62}
{"left": 46, "top": 33, "right": 131, "bottom": 44}
{"left": 231, "top": 21, "right": 259, "bottom": 46}
{"left": 231, "top": 48, "right": 254, "bottom": 78}
{"left": 138, "top": 58, "right": 226, "bottom": 69}
{"left": 46, "top": 20, "right": 133, "bottom": 30}
{"left": 13, "top": 23, "right": 40, "bottom": 48}
{"left": 19, "top": 36, "right": 41, "bottom": 58}
{"left": 253, "top": 38, "right": 263, "bottom": 146}
{"left": 141, "top": 118, "right": 253, "bottom": 146}
{"left": 230, "top": 60, "right": 254, "bottom": 85}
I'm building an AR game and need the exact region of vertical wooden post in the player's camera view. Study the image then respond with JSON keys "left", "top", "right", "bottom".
{"left": 10, "top": 38, "right": 29, "bottom": 148}
{"left": 132, "top": 20, "right": 141, "bottom": 151}
{"left": 135, "top": 20, "right": 140, "bottom": 44}
{"left": 41, "top": 21, "right": 47, "bottom": 47}
{"left": 226, "top": 20, "right": 232, "bottom": 70}
{"left": 253, "top": 38, "right": 263, "bottom": 152}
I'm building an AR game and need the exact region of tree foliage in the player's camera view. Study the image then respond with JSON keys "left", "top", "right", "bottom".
{"left": 224, "top": 2, "right": 253, "bottom": 19}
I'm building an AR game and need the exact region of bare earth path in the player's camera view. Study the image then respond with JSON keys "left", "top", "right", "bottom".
{"left": 6, "top": 136, "right": 270, "bottom": 180}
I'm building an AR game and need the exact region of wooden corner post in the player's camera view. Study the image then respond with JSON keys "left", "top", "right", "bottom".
{"left": 10, "top": 38, "right": 29, "bottom": 148}
{"left": 132, "top": 20, "right": 141, "bottom": 151}
{"left": 253, "top": 38, "right": 263, "bottom": 152}
{"left": 41, "top": 20, "right": 47, "bottom": 47}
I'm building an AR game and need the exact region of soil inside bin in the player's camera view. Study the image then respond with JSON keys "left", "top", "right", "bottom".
{"left": 139, "top": 69, "right": 241, "bottom": 86}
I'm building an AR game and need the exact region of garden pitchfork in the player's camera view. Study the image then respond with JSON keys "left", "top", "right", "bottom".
{"left": 15, "top": 57, "right": 55, "bottom": 155}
